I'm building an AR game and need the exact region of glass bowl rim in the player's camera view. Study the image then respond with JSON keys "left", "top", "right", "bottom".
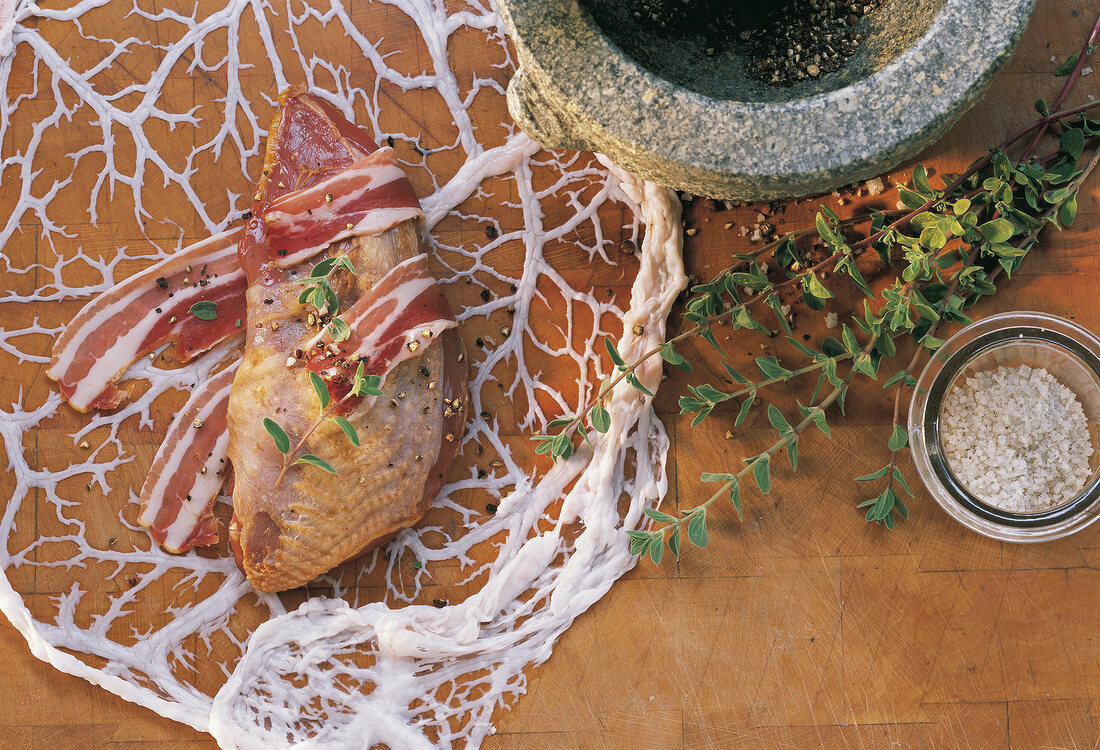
{"left": 907, "top": 310, "right": 1100, "bottom": 543}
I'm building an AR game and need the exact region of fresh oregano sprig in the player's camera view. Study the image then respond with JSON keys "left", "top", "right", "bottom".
{"left": 266, "top": 361, "right": 384, "bottom": 485}
{"left": 259, "top": 254, "right": 376, "bottom": 483}
{"left": 535, "top": 99, "right": 1100, "bottom": 458}
{"left": 535, "top": 24, "right": 1100, "bottom": 562}
{"left": 862, "top": 140, "right": 1100, "bottom": 526}
{"left": 294, "top": 255, "right": 356, "bottom": 341}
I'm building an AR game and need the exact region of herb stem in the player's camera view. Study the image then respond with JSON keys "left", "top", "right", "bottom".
{"left": 273, "top": 390, "right": 358, "bottom": 487}
{"left": 1021, "top": 11, "right": 1100, "bottom": 160}
{"left": 560, "top": 101, "right": 1100, "bottom": 444}
{"left": 670, "top": 329, "right": 885, "bottom": 530}
{"left": 717, "top": 209, "right": 908, "bottom": 277}
{"left": 879, "top": 137, "right": 1100, "bottom": 498}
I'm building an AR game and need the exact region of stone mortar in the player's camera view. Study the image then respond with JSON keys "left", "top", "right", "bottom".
{"left": 499, "top": 0, "right": 1037, "bottom": 200}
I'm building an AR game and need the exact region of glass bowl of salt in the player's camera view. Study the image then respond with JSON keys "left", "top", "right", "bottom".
{"left": 909, "top": 311, "right": 1100, "bottom": 542}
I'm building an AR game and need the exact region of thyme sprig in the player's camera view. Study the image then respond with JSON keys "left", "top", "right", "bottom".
{"left": 536, "top": 26, "right": 1100, "bottom": 563}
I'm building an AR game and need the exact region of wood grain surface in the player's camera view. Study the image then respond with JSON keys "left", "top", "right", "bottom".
{"left": 3, "top": 0, "right": 1100, "bottom": 748}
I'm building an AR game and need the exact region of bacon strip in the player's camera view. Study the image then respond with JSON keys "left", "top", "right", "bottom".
{"left": 263, "top": 147, "right": 422, "bottom": 269}
{"left": 138, "top": 362, "right": 238, "bottom": 553}
{"left": 300, "top": 254, "right": 456, "bottom": 380}
{"left": 47, "top": 228, "right": 246, "bottom": 412}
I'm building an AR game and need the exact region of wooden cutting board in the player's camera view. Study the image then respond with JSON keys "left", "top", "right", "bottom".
{"left": 2, "top": 0, "right": 1099, "bottom": 747}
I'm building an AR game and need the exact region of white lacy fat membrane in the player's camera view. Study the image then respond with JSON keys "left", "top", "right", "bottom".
{"left": 208, "top": 159, "right": 686, "bottom": 749}
{"left": 0, "top": 1, "right": 686, "bottom": 747}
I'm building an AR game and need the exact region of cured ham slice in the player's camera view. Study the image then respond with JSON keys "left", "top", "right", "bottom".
{"left": 47, "top": 86, "right": 467, "bottom": 586}
{"left": 263, "top": 148, "right": 423, "bottom": 269}
{"left": 47, "top": 228, "right": 245, "bottom": 411}
{"left": 138, "top": 362, "right": 237, "bottom": 553}
{"left": 297, "top": 253, "right": 456, "bottom": 376}
{"left": 226, "top": 88, "right": 467, "bottom": 592}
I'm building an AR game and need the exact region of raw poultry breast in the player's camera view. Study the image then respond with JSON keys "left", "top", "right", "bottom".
{"left": 225, "top": 90, "right": 467, "bottom": 592}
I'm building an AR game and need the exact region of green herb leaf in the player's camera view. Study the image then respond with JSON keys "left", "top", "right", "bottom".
{"left": 649, "top": 534, "right": 665, "bottom": 565}
{"left": 331, "top": 415, "right": 359, "bottom": 447}
{"left": 627, "top": 529, "right": 649, "bottom": 556}
{"left": 1054, "top": 53, "right": 1079, "bottom": 76}
{"left": 329, "top": 317, "right": 351, "bottom": 342}
{"left": 893, "top": 467, "right": 915, "bottom": 497}
{"left": 756, "top": 356, "right": 793, "bottom": 381}
{"left": 912, "top": 164, "right": 933, "bottom": 196}
{"left": 767, "top": 404, "right": 791, "bottom": 433}
{"left": 978, "top": 218, "right": 1014, "bottom": 243}
{"left": 263, "top": 417, "right": 290, "bottom": 454}
{"left": 590, "top": 401, "right": 611, "bottom": 433}
{"left": 309, "top": 370, "right": 330, "bottom": 410}
{"left": 722, "top": 363, "right": 751, "bottom": 384}
{"left": 694, "top": 384, "right": 730, "bottom": 404}
{"left": 293, "top": 454, "right": 337, "bottom": 474}
{"left": 806, "top": 273, "right": 834, "bottom": 300}
{"left": 690, "top": 405, "right": 713, "bottom": 426}
{"left": 882, "top": 370, "right": 908, "bottom": 389}
{"left": 752, "top": 454, "right": 772, "bottom": 494}
{"left": 1059, "top": 195, "right": 1078, "bottom": 227}
{"left": 643, "top": 507, "right": 675, "bottom": 523}
{"left": 735, "top": 392, "right": 756, "bottom": 426}
{"left": 898, "top": 186, "right": 927, "bottom": 210}
{"left": 921, "top": 333, "right": 945, "bottom": 351}
{"left": 626, "top": 373, "right": 655, "bottom": 397}
{"left": 604, "top": 338, "right": 626, "bottom": 367}
{"left": 351, "top": 363, "right": 383, "bottom": 397}
{"left": 887, "top": 423, "right": 909, "bottom": 451}
{"left": 189, "top": 300, "right": 218, "bottom": 320}
{"left": 815, "top": 212, "right": 839, "bottom": 246}
{"left": 855, "top": 466, "right": 889, "bottom": 482}
{"left": 552, "top": 431, "right": 574, "bottom": 460}
{"left": 668, "top": 528, "right": 681, "bottom": 559}
{"left": 687, "top": 509, "right": 709, "bottom": 548}
{"left": 660, "top": 342, "right": 692, "bottom": 372}
{"left": 699, "top": 327, "right": 724, "bottom": 357}
{"left": 728, "top": 479, "right": 742, "bottom": 518}
{"left": 841, "top": 324, "right": 861, "bottom": 355}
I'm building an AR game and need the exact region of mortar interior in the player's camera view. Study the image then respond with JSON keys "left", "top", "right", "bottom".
{"left": 578, "top": 0, "right": 947, "bottom": 102}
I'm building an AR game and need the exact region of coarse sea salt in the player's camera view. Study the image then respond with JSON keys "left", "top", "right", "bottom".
{"left": 940, "top": 365, "right": 1094, "bottom": 512}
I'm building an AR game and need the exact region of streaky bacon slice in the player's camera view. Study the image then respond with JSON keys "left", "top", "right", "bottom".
{"left": 137, "top": 253, "right": 456, "bottom": 555}
{"left": 138, "top": 361, "right": 238, "bottom": 553}
{"left": 262, "top": 147, "right": 422, "bottom": 269}
{"left": 46, "top": 227, "right": 246, "bottom": 412}
{"left": 299, "top": 253, "right": 456, "bottom": 378}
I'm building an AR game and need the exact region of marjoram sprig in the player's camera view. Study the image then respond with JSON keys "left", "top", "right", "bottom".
{"left": 535, "top": 22, "right": 1100, "bottom": 565}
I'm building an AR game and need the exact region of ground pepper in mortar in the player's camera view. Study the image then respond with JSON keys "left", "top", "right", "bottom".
{"left": 739, "top": 0, "right": 884, "bottom": 86}
{"left": 623, "top": 0, "right": 884, "bottom": 86}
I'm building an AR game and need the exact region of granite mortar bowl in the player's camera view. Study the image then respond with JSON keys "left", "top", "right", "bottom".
{"left": 498, "top": 0, "right": 1037, "bottom": 200}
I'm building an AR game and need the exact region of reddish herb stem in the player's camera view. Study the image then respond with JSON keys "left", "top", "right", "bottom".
{"left": 1021, "top": 11, "right": 1100, "bottom": 160}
